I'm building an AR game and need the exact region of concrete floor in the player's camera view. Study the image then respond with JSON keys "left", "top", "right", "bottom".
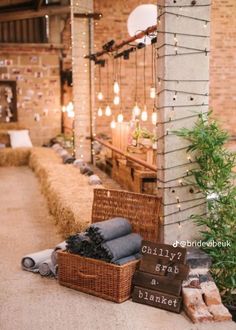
{"left": 0, "top": 166, "right": 235, "bottom": 330}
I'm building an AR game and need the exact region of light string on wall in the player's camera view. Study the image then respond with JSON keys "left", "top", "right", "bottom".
{"left": 154, "top": 3, "right": 211, "bottom": 229}
{"left": 151, "top": 38, "right": 158, "bottom": 125}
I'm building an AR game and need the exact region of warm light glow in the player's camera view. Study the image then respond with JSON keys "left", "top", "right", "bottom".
{"left": 67, "top": 110, "right": 75, "bottom": 118}
{"left": 132, "top": 102, "right": 141, "bottom": 116}
{"left": 110, "top": 120, "right": 116, "bottom": 129}
{"left": 62, "top": 106, "right": 66, "bottom": 112}
{"left": 98, "top": 107, "right": 103, "bottom": 117}
{"left": 97, "top": 91, "right": 103, "bottom": 101}
{"left": 150, "top": 86, "right": 156, "bottom": 99}
{"left": 113, "top": 95, "right": 120, "bottom": 105}
{"left": 67, "top": 102, "right": 74, "bottom": 112}
{"left": 141, "top": 105, "right": 148, "bottom": 121}
{"left": 105, "top": 105, "right": 112, "bottom": 116}
{"left": 113, "top": 80, "right": 120, "bottom": 94}
{"left": 151, "top": 111, "right": 157, "bottom": 125}
{"left": 117, "top": 113, "right": 124, "bottom": 123}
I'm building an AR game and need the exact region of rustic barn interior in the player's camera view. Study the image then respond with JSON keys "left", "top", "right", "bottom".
{"left": 0, "top": 1, "right": 235, "bottom": 329}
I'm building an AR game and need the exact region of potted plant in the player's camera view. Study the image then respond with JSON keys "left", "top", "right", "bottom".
{"left": 175, "top": 113, "right": 236, "bottom": 321}
{"left": 139, "top": 128, "right": 153, "bottom": 147}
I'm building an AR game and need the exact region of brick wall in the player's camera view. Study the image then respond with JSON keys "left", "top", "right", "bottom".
{"left": 0, "top": 46, "right": 61, "bottom": 146}
{"left": 210, "top": 0, "right": 236, "bottom": 137}
{"left": 94, "top": 0, "right": 157, "bottom": 137}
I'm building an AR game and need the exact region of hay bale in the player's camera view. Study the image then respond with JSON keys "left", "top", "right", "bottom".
{"left": 29, "top": 148, "right": 99, "bottom": 237}
{"left": 0, "top": 148, "right": 31, "bottom": 166}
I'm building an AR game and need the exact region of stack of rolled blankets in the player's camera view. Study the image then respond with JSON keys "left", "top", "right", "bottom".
{"left": 66, "top": 217, "right": 142, "bottom": 265}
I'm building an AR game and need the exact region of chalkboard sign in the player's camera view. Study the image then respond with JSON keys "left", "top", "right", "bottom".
{"left": 132, "top": 241, "right": 189, "bottom": 314}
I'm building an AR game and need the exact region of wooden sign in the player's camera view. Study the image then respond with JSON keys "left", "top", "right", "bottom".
{"left": 141, "top": 241, "right": 186, "bottom": 263}
{"left": 133, "top": 270, "right": 182, "bottom": 296}
{"left": 132, "top": 286, "right": 182, "bottom": 313}
{"left": 139, "top": 255, "right": 189, "bottom": 280}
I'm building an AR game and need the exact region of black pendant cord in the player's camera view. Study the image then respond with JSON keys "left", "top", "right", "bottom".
{"left": 106, "top": 59, "right": 109, "bottom": 101}
{"left": 143, "top": 41, "right": 146, "bottom": 107}
{"left": 119, "top": 56, "right": 122, "bottom": 113}
{"left": 151, "top": 42, "right": 154, "bottom": 87}
{"left": 135, "top": 49, "right": 138, "bottom": 103}
{"left": 98, "top": 64, "right": 102, "bottom": 93}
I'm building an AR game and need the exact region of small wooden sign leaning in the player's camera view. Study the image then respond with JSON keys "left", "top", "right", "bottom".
{"left": 132, "top": 240, "right": 190, "bottom": 314}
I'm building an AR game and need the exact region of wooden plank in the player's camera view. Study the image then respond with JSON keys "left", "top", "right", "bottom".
{"left": 141, "top": 240, "right": 187, "bottom": 264}
{"left": 139, "top": 256, "right": 189, "bottom": 280}
{"left": 21, "top": 19, "right": 28, "bottom": 43}
{"left": 133, "top": 270, "right": 182, "bottom": 296}
{"left": 132, "top": 286, "right": 182, "bottom": 313}
{"left": 27, "top": 18, "right": 34, "bottom": 43}
{"left": 0, "top": 5, "right": 70, "bottom": 22}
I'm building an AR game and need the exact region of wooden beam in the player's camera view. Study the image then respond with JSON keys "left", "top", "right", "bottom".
{"left": 0, "top": 5, "right": 70, "bottom": 22}
{"left": 0, "top": 42, "right": 64, "bottom": 49}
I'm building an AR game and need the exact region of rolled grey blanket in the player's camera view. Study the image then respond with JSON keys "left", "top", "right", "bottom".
{"left": 57, "top": 149, "right": 69, "bottom": 157}
{"left": 62, "top": 154, "right": 76, "bottom": 164}
{"left": 88, "top": 174, "right": 102, "bottom": 185}
{"left": 73, "top": 159, "right": 87, "bottom": 169}
{"left": 52, "top": 143, "right": 61, "bottom": 151}
{"left": 80, "top": 164, "right": 93, "bottom": 176}
{"left": 51, "top": 241, "right": 67, "bottom": 266}
{"left": 86, "top": 217, "right": 132, "bottom": 244}
{"left": 113, "top": 253, "right": 141, "bottom": 266}
{"left": 66, "top": 233, "right": 96, "bottom": 256}
{"left": 39, "top": 258, "right": 56, "bottom": 276}
{"left": 100, "top": 233, "right": 142, "bottom": 262}
{"left": 21, "top": 249, "right": 54, "bottom": 273}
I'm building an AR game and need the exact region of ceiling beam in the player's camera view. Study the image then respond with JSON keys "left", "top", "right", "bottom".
{"left": 0, "top": 5, "right": 70, "bottom": 22}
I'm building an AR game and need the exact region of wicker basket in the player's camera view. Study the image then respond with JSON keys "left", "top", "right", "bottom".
{"left": 58, "top": 188, "right": 161, "bottom": 303}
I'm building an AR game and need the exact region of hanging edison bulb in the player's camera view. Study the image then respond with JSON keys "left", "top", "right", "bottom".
{"left": 113, "top": 80, "right": 120, "bottom": 94}
{"left": 110, "top": 119, "right": 116, "bottom": 129}
{"left": 132, "top": 102, "right": 141, "bottom": 117}
{"left": 105, "top": 105, "right": 112, "bottom": 116}
{"left": 97, "top": 91, "right": 103, "bottom": 101}
{"left": 151, "top": 111, "right": 157, "bottom": 125}
{"left": 150, "top": 86, "right": 156, "bottom": 99}
{"left": 62, "top": 105, "right": 66, "bottom": 112}
{"left": 141, "top": 105, "right": 148, "bottom": 121}
{"left": 97, "top": 107, "right": 103, "bottom": 117}
{"left": 113, "top": 95, "right": 120, "bottom": 105}
{"left": 117, "top": 113, "right": 123, "bottom": 123}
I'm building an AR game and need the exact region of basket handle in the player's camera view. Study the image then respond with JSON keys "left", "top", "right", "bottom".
{"left": 75, "top": 269, "right": 98, "bottom": 280}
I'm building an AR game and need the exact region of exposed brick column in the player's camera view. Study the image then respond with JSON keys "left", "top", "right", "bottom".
{"left": 156, "top": 0, "right": 210, "bottom": 243}
{"left": 71, "top": 0, "right": 94, "bottom": 162}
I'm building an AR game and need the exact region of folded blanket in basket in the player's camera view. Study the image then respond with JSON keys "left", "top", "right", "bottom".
{"left": 100, "top": 233, "right": 142, "bottom": 262}
{"left": 66, "top": 233, "right": 96, "bottom": 256}
{"left": 51, "top": 241, "right": 67, "bottom": 266}
{"left": 21, "top": 249, "right": 54, "bottom": 273}
{"left": 86, "top": 217, "right": 132, "bottom": 244}
{"left": 113, "top": 253, "right": 141, "bottom": 266}
{"left": 39, "top": 258, "right": 56, "bottom": 276}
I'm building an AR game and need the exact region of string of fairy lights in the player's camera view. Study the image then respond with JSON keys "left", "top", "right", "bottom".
{"left": 70, "top": 1, "right": 211, "bottom": 231}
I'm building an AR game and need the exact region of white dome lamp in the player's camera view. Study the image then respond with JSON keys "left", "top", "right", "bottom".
{"left": 127, "top": 4, "right": 157, "bottom": 45}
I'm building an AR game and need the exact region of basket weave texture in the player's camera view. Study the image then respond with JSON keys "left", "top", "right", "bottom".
{"left": 58, "top": 188, "right": 161, "bottom": 303}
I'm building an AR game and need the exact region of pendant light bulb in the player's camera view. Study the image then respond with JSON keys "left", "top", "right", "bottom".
{"left": 113, "top": 80, "right": 120, "bottom": 94}
{"left": 141, "top": 105, "right": 148, "bottom": 122}
{"left": 105, "top": 105, "right": 112, "bottom": 116}
{"left": 151, "top": 111, "right": 157, "bottom": 125}
{"left": 113, "top": 95, "right": 120, "bottom": 105}
{"left": 110, "top": 120, "right": 116, "bottom": 129}
{"left": 97, "top": 91, "right": 103, "bottom": 101}
{"left": 117, "top": 113, "right": 123, "bottom": 123}
{"left": 98, "top": 107, "right": 103, "bottom": 117}
{"left": 133, "top": 102, "right": 141, "bottom": 117}
{"left": 150, "top": 86, "right": 156, "bottom": 99}
{"left": 62, "top": 105, "right": 66, "bottom": 113}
